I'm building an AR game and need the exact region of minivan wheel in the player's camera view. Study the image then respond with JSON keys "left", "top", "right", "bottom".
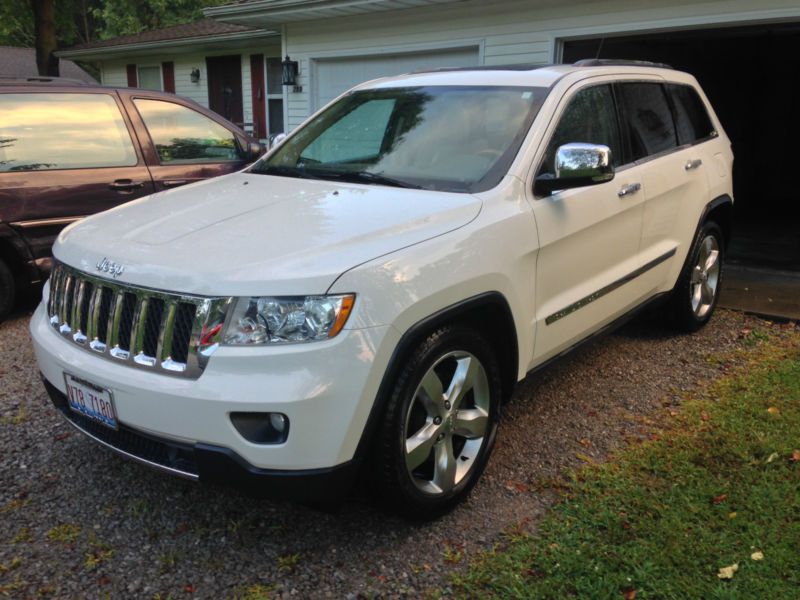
{"left": 667, "top": 221, "right": 724, "bottom": 332}
{"left": 0, "top": 259, "right": 15, "bottom": 321}
{"left": 374, "top": 325, "right": 501, "bottom": 518}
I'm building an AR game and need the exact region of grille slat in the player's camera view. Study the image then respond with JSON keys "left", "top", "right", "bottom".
{"left": 46, "top": 263, "right": 228, "bottom": 379}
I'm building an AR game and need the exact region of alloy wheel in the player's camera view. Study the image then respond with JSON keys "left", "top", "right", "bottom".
{"left": 403, "top": 351, "right": 490, "bottom": 495}
{"left": 690, "top": 234, "right": 721, "bottom": 318}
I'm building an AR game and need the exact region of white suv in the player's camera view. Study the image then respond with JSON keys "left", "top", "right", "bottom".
{"left": 31, "top": 60, "right": 733, "bottom": 517}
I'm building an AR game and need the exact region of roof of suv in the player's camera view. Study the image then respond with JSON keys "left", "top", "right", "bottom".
{"left": 358, "top": 59, "right": 686, "bottom": 91}
{"left": 0, "top": 78, "right": 190, "bottom": 100}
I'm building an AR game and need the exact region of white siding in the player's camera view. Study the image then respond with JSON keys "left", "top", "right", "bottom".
{"left": 100, "top": 45, "right": 281, "bottom": 127}
{"left": 283, "top": 0, "right": 800, "bottom": 129}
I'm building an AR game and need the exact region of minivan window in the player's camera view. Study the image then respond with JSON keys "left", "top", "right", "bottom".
{"left": 666, "top": 84, "right": 716, "bottom": 145}
{"left": 618, "top": 83, "right": 677, "bottom": 160}
{"left": 134, "top": 99, "right": 241, "bottom": 164}
{"left": 252, "top": 86, "right": 549, "bottom": 193}
{"left": 538, "top": 84, "right": 621, "bottom": 178}
{"left": 0, "top": 93, "right": 137, "bottom": 172}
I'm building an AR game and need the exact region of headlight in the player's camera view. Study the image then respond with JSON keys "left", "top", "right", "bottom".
{"left": 222, "top": 294, "right": 355, "bottom": 345}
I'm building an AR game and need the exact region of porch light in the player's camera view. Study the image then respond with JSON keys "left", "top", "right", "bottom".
{"left": 281, "top": 55, "right": 299, "bottom": 87}
{"left": 190, "top": 68, "right": 200, "bottom": 83}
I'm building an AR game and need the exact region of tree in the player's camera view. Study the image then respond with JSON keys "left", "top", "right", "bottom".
{"left": 31, "top": 0, "right": 59, "bottom": 76}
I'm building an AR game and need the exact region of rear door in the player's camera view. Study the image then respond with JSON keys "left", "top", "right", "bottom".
{"left": 123, "top": 94, "right": 252, "bottom": 192}
{"left": 529, "top": 81, "right": 648, "bottom": 363}
{"left": 616, "top": 81, "right": 711, "bottom": 290}
{"left": 0, "top": 89, "right": 155, "bottom": 270}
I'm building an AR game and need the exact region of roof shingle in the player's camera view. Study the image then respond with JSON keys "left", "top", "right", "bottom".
{"left": 0, "top": 46, "right": 96, "bottom": 81}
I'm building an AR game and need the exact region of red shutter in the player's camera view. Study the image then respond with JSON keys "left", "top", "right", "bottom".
{"left": 162, "top": 61, "right": 175, "bottom": 93}
{"left": 249, "top": 54, "right": 267, "bottom": 139}
{"left": 126, "top": 64, "right": 137, "bottom": 87}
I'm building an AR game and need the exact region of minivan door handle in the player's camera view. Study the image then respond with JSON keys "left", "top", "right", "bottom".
{"left": 109, "top": 179, "right": 145, "bottom": 192}
{"left": 684, "top": 159, "right": 703, "bottom": 171}
{"left": 617, "top": 183, "right": 642, "bottom": 198}
{"left": 162, "top": 179, "right": 188, "bottom": 188}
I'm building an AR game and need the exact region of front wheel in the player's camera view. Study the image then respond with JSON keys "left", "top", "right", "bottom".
{"left": 666, "top": 221, "right": 724, "bottom": 332}
{"left": 374, "top": 325, "right": 502, "bottom": 518}
{"left": 0, "top": 258, "right": 16, "bottom": 321}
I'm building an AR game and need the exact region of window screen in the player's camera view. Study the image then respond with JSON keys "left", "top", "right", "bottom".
{"left": 0, "top": 93, "right": 137, "bottom": 172}
{"left": 539, "top": 84, "right": 621, "bottom": 177}
{"left": 138, "top": 66, "right": 162, "bottom": 91}
{"left": 618, "top": 83, "right": 677, "bottom": 160}
{"left": 134, "top": 99, "right": 241, "bottom": 164}
{"left": 666, "top": 84, "right": 715, "bottom": 145}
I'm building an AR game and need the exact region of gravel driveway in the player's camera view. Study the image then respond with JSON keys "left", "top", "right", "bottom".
{"left": 1, "top": 299, "right": 794, "bottom": 598}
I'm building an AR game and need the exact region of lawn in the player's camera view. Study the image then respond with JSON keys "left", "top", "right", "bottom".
{"left": 455, "top": 328, "right": 800, "bottom": 599}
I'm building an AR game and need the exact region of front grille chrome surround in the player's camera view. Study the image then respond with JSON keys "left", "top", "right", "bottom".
{"left": 47, "top": 262, "right": 232, "bottom": 379}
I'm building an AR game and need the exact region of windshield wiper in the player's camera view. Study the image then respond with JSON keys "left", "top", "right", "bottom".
{"left": 332, "top": 171, "right": 422, "bottom": 189}
{"left": 251, "top": 164, "right": 324, "bottom": 180}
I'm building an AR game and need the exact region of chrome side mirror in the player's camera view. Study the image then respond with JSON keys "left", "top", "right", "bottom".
{"left": 268, "top": 133, "right": 288, "bottom": 150}
{"left": 535, "top": 143, "right": 614, "bottom": 196}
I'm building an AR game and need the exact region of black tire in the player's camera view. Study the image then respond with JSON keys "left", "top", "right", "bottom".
{"left": 373, "top": 325, "right": 502, "bottom": 519}
{"left": 0, "top": 258, "right": 15, "bottom": 321}
{"left": 666, "top": 221, "right": 725, "bottom": 332}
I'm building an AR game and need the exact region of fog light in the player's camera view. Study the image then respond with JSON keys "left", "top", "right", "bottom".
{"left": 230, "top": 412, "right": 289, "bottom": 444}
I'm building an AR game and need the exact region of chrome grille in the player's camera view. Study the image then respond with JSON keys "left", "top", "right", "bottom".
{"left": 47, "top": 262, "right": 231, "bottom": 378}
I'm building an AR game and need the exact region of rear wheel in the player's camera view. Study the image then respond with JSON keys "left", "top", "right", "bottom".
{"left": 667, "top": 221, "right": 724, "bottom": 332}
{"left": 374, "top": 325, "right": 501, "bottom": 518}
{"left": 0, "top": 258, "right": 15, "bottom": 321}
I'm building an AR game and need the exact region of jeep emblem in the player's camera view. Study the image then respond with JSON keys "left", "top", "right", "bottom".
{"left": 96, "top": 257, "right": 125, "bottom": 279}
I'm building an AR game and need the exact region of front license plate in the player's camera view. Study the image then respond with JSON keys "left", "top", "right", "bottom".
{"left": 63, "top": 373, "right": 118, "bottom": 430}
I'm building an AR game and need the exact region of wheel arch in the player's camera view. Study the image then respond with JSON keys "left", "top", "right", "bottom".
{"left": 700, "top": 194, "right": 733, "bottom": 249}
{"left": 353, "top": 291, "right": 519, "bottom": 465}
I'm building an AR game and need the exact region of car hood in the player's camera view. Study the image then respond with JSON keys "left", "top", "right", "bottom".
{"left": 54, "top": 172, "right": 482, "bottom": 296}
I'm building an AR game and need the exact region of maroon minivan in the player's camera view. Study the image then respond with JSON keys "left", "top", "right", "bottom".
{"left": 0, "top": 77, "right": 264, "bottom": 318}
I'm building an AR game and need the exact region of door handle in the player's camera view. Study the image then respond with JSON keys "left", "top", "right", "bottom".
{"left": 109, "top": 179, "right": 145, "bottom": 192}
{"left": 162, "top": 179, "right": 188, "bottom": 188}
{"left": 617, "top": 183, "right": 642, "bottom": 198}
{"left": 684, "top": 159, "right": 703, "bottom": 171}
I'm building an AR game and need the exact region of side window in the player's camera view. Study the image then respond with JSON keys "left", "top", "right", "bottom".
{"left": 618, "top": 83, "right": 677, "bottom": 160}
{"left": 134, "top": 99, "right": 242, "bottom": 164}
{"left": 301, "top": 99, "right": 396, "bottom": 164}
{"left": 0, "top": 93, "right": 137, "bottom": 172}
{"left": 666, "top": 84, "right": 716, "bottom": 145}
{"left": 538, "top": 84, "right": 621, "bottom": 177}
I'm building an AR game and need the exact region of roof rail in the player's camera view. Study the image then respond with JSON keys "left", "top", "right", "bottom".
{"left": 573, "top": 59, "right": 673, "bottom": 70}
{"left": 0, "top": 75, "right": 92, "bottom": 85}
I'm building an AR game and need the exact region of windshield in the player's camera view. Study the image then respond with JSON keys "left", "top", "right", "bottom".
{"left": 250, "top": 85, "right": 548, "bottom": 193}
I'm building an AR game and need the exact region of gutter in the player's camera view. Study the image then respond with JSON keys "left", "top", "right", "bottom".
{"left": 57, "top": 29, "right": 279, "bottom": 60}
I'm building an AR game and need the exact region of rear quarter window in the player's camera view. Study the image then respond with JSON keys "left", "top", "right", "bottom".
{"left": 0, "top": 93, "right": 137, "bottom": 172}
{"left": 666, "top": 84, "right": 716, "bottom": 145}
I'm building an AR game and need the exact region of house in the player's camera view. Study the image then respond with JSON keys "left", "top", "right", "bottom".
{"left": 57, "top": 19, "right": 282, "bottom": 140}
{"left": 58, "top": 0, "right": 800, "bottom": 268}
{"left": 0, "top": 46, "right": 96, "bottom": 82}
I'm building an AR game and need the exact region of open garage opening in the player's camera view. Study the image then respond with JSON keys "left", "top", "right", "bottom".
{"left": 562, "top": 22, "right": 800, "bottom": 271}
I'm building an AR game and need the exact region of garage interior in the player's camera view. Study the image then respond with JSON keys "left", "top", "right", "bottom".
{"left": 562, "top": 22, "right": 800, "bottom": 273}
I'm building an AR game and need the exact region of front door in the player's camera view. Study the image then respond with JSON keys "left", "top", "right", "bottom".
{"left": 206, "top": 55, "right": 243, "bottom": 126}
{"left": 124, "top": 95, "right": 251, "bottom": 192}
{"left": 528, "top": 82, "right": 647, "bottom": 363}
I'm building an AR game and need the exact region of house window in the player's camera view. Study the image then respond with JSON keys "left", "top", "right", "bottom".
{"left": 137, "top": 65, "right": 162, "bottom": 91}
{"left": 266, "top": 57, "right": 284, "bottom": 135}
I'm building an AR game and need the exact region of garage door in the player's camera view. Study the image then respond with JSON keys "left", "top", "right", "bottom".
{"left": 314, "top": 46, "right": 480, "bottom": 109}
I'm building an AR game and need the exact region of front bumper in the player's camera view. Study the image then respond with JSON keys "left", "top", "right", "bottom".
{"left": 31, "top": 301, "right": 399, "bottom": 491}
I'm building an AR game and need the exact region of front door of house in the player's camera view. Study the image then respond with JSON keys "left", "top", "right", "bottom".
{"left": 206, "top": 55, "right": 243, "bottom": 127}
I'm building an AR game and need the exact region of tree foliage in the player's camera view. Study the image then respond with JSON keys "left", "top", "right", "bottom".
{"left": 0, "top": 0, "right": 231, "bottom": 49}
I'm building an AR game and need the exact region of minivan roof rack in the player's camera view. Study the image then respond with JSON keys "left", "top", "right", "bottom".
{"left": 573, "top": 59, "right": 673, "bottom": 70}
{"left": 0, "top": 75, "right": 92, "bottom": 85}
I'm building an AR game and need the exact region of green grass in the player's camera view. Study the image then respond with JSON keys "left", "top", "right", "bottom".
{"left": 455, "top": 341, "right": 800, "bottom": 599}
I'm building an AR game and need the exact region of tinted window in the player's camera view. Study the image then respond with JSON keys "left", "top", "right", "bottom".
{"left": 134, "top": 99, "right": 241, "bottom": 164}
{"left": 0, "top": 93, "right": 137, "bottom": 172}
{"left": 254, "top": 86, "right": 548, "bottom": 193}
{"left": 666, "top": 84, "right": 715, "bottom": 145}
{"left": 618, "top": 83, "right": 677, "bottom": 160}
{"left": 539, "top": 84, "right": 621, "bottom": 177}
